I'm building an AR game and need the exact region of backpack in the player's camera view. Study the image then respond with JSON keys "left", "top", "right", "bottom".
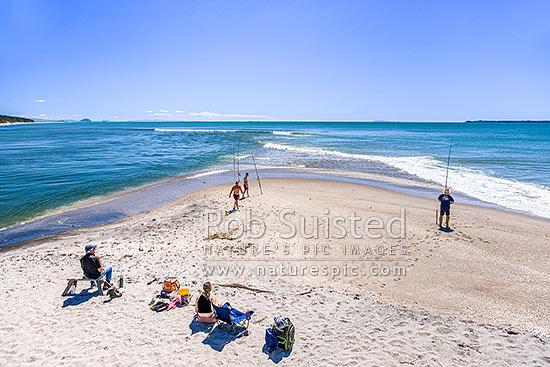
{"left": 107, "top": 288, "right": 122, "bottom": 299}
{"left": 265, "top": 328, "right": 278, "bottom": 352}
{"left": 272, "top": 316, "right": 295, "bottom": 350}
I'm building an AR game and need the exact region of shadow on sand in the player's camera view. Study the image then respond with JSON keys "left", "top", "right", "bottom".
{"left": 189, "top": 316, "right": 249, "bottom": 351}
{"left": 438, "top": 227, "right": 454, "bottom": 233}
{"left": 262, "top": 345, "right": 292, "bottom": 364}
{"left": 201, "top": 325, "right": 248, "bottom": 352}
{"left": 189, "top": 318, "right": 215, "bottom": 335}
{"left": 62, "top": 288, "right": 100, "bottom": 307}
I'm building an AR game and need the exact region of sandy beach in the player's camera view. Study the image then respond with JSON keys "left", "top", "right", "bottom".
{"left": 1, "top": 178, "right": 549, "bottom": 366}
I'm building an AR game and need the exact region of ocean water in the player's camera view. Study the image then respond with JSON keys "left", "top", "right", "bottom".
{"left": 1, "top": 121, "right": 549, "bottom": 231}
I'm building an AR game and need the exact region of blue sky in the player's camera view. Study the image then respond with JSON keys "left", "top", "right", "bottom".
{"left": 1, "top": 0, "right": 549, "bottom": 121}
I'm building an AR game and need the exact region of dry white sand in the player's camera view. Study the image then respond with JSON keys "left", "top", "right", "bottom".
{"left": 0, "top": 178, "right": 549, "bottom": 366}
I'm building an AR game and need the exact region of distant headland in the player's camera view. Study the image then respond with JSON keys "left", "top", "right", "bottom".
{"left": 0, "top": 114, "right": 71, "bottom": 124}
{"left": 0, "top": 115, "right": 34, "bottom": 124}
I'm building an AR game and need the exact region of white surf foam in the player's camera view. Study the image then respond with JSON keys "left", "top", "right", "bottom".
{"left": 187, "top": 169, "right": 231, "bottom": 179}
{"left": 154, "top": 128, "right": 310, "bottom": 135}
{"left": 154, "top": 128, "right": 238, "bottom": 133}
{"left": 272, "top": 131, "right": 314, "bottom": 136}
{"left": 263, "top": 142, "right": 550, "bottom": 218}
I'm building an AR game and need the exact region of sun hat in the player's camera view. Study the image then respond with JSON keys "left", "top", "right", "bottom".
{"left": 85, "top": 244, "right": 97, "bottom": 252}
{"left": 442, "top": 188, "right": 452, "bottom": 194}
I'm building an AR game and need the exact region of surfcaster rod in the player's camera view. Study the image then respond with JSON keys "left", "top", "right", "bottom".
{"left": 252, "top": 152, "right": 263, "bottom": 195}
{"left": 444, "top": 140, "right": 453, "bottom": 189}
{"left": 237, "top": 140, "right": 241, "bottom": 182}
{"left": 437, "top": 140, "right": 453, "bottom": 225}
{"left": 232, "top": 138, "right": 236, "bottom": 182}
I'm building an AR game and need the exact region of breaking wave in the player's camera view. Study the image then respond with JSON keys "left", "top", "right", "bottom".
{"left": 263, "top": 142, "right": 550, "bottom": 218}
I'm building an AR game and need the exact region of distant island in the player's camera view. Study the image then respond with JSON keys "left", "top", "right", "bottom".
{"left": 0, "top": 114, "right": 34, "bottom": 124}
{"left": 80, "top": 118, "right": 92, "bottom": 122}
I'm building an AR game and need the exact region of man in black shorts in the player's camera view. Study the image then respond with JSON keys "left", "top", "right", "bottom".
{"left": 438, "top": 188, "right": 454, "bottom": 228}
{"left": 229, "top": 181, "right": 244, "bottom": 210}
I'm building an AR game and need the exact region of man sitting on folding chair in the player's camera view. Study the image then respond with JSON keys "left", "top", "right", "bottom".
{"left": 212, "top": 302, "right": 254, "bottom": 334}
{"left": 80, "top": 244, "right": 113, "bottom": 290}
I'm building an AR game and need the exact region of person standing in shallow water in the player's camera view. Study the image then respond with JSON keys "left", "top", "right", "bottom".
{"left": 438, "top": 188, "right": 454, "bottom": 228}
{"left": 229, "top": 181, "right": 244, "bottom": 210}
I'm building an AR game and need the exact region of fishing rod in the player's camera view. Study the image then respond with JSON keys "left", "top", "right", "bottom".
{"left": 237, "top": 140, "right": 240, "bottom": 182}
{"left": 232, "top": 138, "right": 236, "bottom": 182}
{"left": 252, "top": 152, "right": 263, "bottom": 195}
{"left": 444, "top": 140, "right": 453, "bottom": 189}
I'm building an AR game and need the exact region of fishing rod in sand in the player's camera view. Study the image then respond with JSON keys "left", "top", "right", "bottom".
{"left": 252, "top": 152, "right": 263, "bottom": 195}
{"left": 232, "top": 138, "right": 236, "bottom": 182}
{"left": 436, "top": 141, "right": 453, "bottom": 225}
{"left": 237, "top": 140, "right": 241, "bottom": 182}
{"left": 444, "top": 140, "right": 453, "bottom": 189}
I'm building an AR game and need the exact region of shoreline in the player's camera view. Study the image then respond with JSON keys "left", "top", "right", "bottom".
{"left": 1, "top": 166, "right": 547, "bottom": 248}
{"left": 0, "top": 120, "right": 68, "bottom": 126}
{"left": 5, "top": 176, "right": 547, "bottom": 254}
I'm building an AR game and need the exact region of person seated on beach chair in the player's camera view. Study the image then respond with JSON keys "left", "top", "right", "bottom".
{"left": 212, "top": 302, "right": 254, "bottom": 334}
{"left": 195, "top": 282, "right": 220, "bottom": 323}
{"left": 80, "top": 244, "right": 113, "bottom": 289}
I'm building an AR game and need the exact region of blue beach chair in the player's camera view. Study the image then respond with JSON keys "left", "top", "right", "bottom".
{"left": 212, "top": 302, "right": 254, "bottom": 334}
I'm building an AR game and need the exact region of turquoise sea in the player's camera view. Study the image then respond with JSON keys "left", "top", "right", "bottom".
{"left": 1, "top": 121, "right": 549, "bottom": 234}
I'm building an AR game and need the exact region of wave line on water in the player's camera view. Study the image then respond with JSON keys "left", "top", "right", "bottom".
{"left": 154, "top": 128, "right": 313, "bottom": 135}
{"left": 263, "top": 142, "right": 550, "bottom": 218}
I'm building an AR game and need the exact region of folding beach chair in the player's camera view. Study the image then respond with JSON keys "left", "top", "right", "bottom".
{"left": 212, "top": 302, "right": 254, "bottom": 334}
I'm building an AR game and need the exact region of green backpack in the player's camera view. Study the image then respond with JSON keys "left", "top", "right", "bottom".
{"left": 272, "top": 316, "right": 295, "bottom": 350}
